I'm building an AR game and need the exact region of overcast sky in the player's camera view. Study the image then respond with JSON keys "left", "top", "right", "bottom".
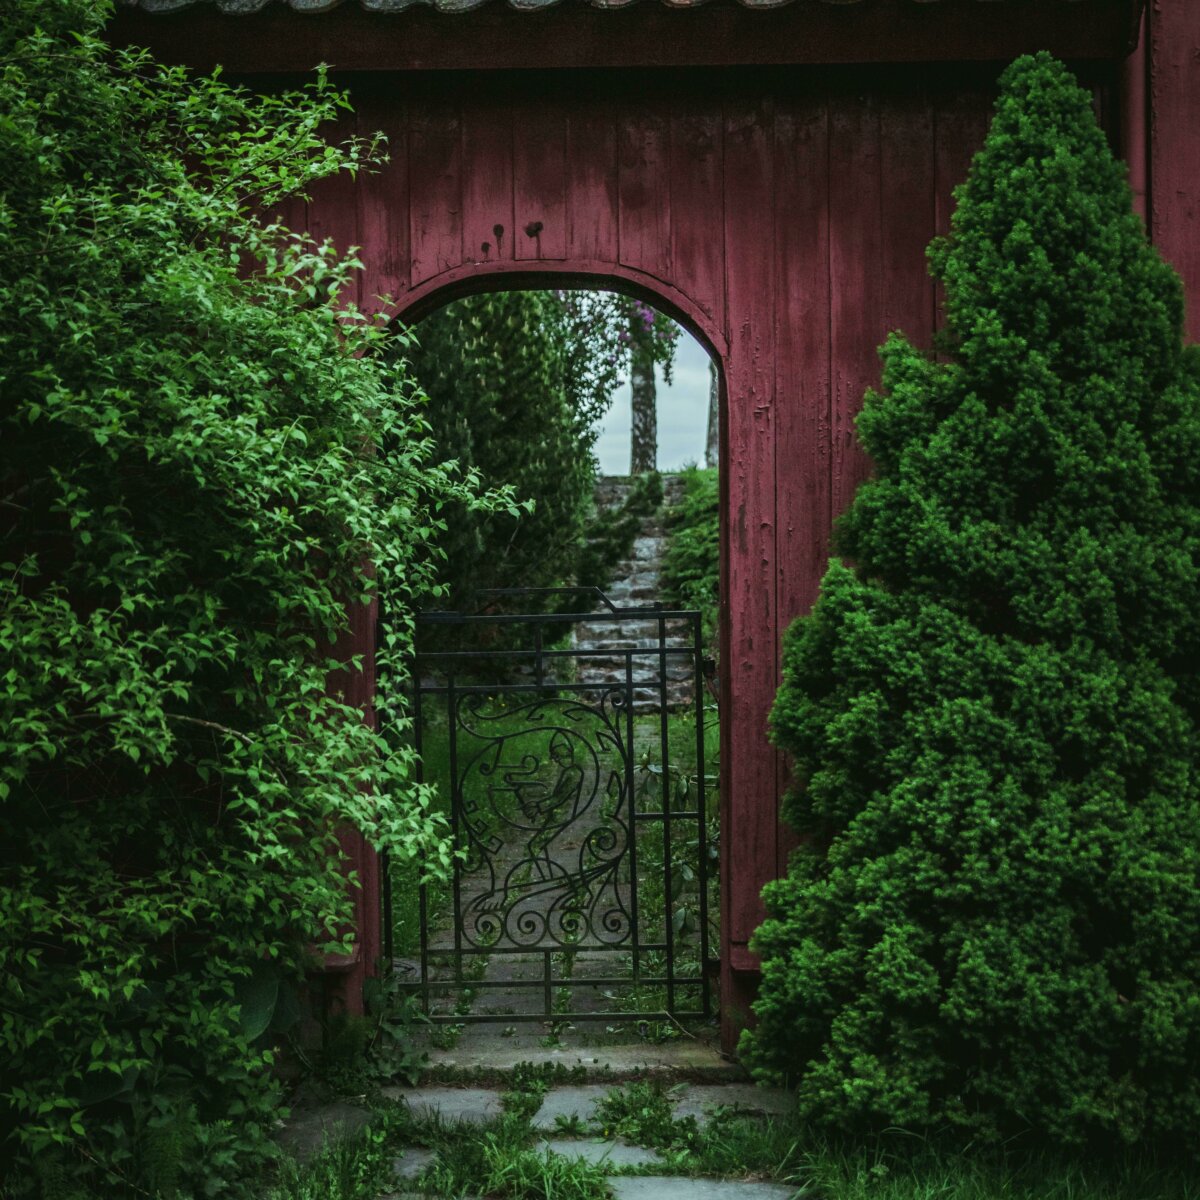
{"left": 593, "top": 327, "right": 712, "bottom": 475}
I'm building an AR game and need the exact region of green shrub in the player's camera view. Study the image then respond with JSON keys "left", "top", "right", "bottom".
{"left": 407, "top": 290, "right": 619, "bottom": 616}
{"left": 266, "top": 1114, "right": 403, "bottom": 1200}
{"left": 660, "top": 466, "right": 719, "bottom": 645}
{"left": 742, "top": 53, "right": 1200, "bottom": 1146}
{"left": 0, "top": 2, "right": 495, "bottom": 1193}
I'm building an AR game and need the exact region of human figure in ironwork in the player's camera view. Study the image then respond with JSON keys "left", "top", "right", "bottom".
{"left": 507, "top": 731, "right": 584, "bottom": 881}
{"left": 457, "top": 699, "right": 632, "bottom": 948}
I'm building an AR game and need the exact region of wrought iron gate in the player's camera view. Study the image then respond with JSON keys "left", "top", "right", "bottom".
{"left": 383, "top": 588, "right": 713, "bottom": 1024}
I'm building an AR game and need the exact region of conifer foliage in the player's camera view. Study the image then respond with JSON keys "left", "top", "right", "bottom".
{"left": 743, "top": 55, "right": 1200, "bottom": 1144}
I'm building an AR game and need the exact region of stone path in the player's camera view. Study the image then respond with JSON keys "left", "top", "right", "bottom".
{"left": 573, "top": 474, "right": 697, "bottom": 712}
{"left": 372, "top": 1077, "right": 801, "bottom": 1200}
{"left": 381, "top": 1183, "right": 799, "bottom": 1200}
{"left": 382, "top": 1079, "right": 793, "bottom": 1129}
{"left": 282, "top": 1065, "right": 801, "bottom": 1199}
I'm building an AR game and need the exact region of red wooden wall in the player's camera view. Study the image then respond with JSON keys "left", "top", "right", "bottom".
{"left": 109, "top": 0, "right": 1200, "bottom": 1050}
{"left": 1146, "top": 1, "right": 1200, "bottom": 345}
{"left": 285, "top": 69, "right": 1016, "bottom": 1041}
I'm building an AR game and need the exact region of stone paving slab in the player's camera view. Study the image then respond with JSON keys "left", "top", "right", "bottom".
{"left": 417, "top": 1032, "right": 738, "bottom": 1078}
{"left": 609, "top": 1179, "right": 803, "bottom": 1200}
{"left": 382, "top": 1086, "right": 503, "bottom": 1124}
{"left": 671, "top": 1083, "right": 794, "bottom": 1125}
{"left": 539, "top": 1137, "right": 665, "bottom": 1167}
{"left": 391, "top": 1147, "right": 437, "bottom": 1181}
{"left": 530, "top": 1084, "right": 616, "bottom": 1130}
{"left": 378, "top": 1194, "right": 458, "bottom": 1200}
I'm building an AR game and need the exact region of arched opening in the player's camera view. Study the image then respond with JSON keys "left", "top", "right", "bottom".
{"left": 378, "top": 276, "right": 726, "bottom": 1051}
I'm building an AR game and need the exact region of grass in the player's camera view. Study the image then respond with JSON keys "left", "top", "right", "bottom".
{"left": 590, "top": 1080, "right": 1200, "bottom": 1200}
{"left": 265, "top": 1071, "right": 1200, "bottom": 1200}
{"left": 265, "top": 1111, "right": 404, "bottom": 1200}
{"left": 394, "top": 1066, "right": 613, "bottom": 1200}
{"left": 792, "top": 1135, "right": 1200, "bottom": 1200}
{"left": 592, "top": 1079, "right": 700, "bottom": 1151}
{"left": 266, "top": 1064, "right": 612, "bottom": 1200}
{"left": 421, "top": 1124, "right": 612, "bottom": 1200}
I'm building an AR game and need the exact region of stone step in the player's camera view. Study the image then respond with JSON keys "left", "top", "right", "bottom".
{"left": 381, "top": 1080, "right": 792, "bottom": 1128}
{"left": 568, "top": 474, "right": 698, "bottom": 713}
{"left": 611, "top": 1181, "right": 800, "bottom": 1200}
{"left": 572, "top": 633, "right": 694, "bottom": 650}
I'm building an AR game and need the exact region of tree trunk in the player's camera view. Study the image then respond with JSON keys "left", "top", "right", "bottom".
{"left": 705, "top": 359, "right": 719, "bottom": 469}
{"left": 629, "top": 321, "right": 657, "bottom": 475}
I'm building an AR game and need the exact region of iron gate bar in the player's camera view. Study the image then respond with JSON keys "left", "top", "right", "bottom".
{"left": 447, "top": 668, "right": 463, "bottom": 993}
{"left": 416, "top": 646, "right": 698, "bottom": 658}
{"left": 473, "top": 585, "right": 627, "bottom": 614}
{"left": 418, "top": 611, "right": 697, "bottom": 624}
{"left": 386, "top": 590, "right": 711, "bottom": 1023}
{"left": 412, "top": 1013, "right": 707, "bottom": 1025}
{"left": 413, "top": 670, "right": 429, "bottom": 1013}
{"left": 694, "top": 608, "right": 712, "bottom": 1018}
{"left": 625, "top": 648, "right": 640, "bottom": 997}
{"left": 658, "top": 612, "right": 673, "bottom": 1015}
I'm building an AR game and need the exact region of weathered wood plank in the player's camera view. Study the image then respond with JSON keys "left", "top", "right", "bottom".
{"left": 1120, "top": 13, "right": 1149, "bottom": 224}
{"left": 462, "top": 100, "right": 516, "bottom": 269}
{"left": 565, "top": 102, "right": 619, "bottom": 266}
{"left": 880, "top": 91, "right": 936, "bottom": 354}
{"left": 514, "top": 104, "right": 568, "bottom": 261}
{"left": 619, "top": 108, "right": 672, "bottom": 283}
{"left": 356, "top": 94, "right": 410, "bottom": 313}
{"left": 669, "top": 106, "right": 725, "bottom": 327}
{"left": 772, "top": 94, "right": 831, "bottom": 878}
{"left": 1149, "top": 0, "right": 1200, "bottom": 342}
{"left": 408, "top": 102, "right": 463, "bottom": 287}
{"left": 721, "top": 97, "right": 777, "bottom": 952}
{"left": 829, "top": 91, "right": 882, "bottom": 521}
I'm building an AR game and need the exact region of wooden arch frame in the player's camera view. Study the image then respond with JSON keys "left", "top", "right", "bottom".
{"left": 384, "top": 260, "right": 731, "bottom": 1025}
{"left": 306, "top": 66, "right": 1008, "bottom": 1048}
{"left": 389, "top": 262, "right": 728, "bottom": 365}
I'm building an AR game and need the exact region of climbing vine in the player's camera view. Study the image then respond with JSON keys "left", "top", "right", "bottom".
{"left": 0, "top": 2, "right": 504, "bottom": 1194}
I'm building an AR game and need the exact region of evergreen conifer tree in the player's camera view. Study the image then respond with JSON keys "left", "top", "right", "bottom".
{"left": 743, "top": 53, "right": 1200, "bottom": 1145}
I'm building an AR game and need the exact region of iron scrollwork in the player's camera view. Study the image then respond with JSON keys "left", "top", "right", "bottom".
{"left": 390, "top": 592, "right": 712, "bottom": 1024}
{"left": 455, "top": 692, "right": 632, "bottom": 950}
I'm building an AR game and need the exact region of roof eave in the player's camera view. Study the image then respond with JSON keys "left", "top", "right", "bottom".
{"left": 109, "top": 0, "right": 1144, "bottom": 74}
